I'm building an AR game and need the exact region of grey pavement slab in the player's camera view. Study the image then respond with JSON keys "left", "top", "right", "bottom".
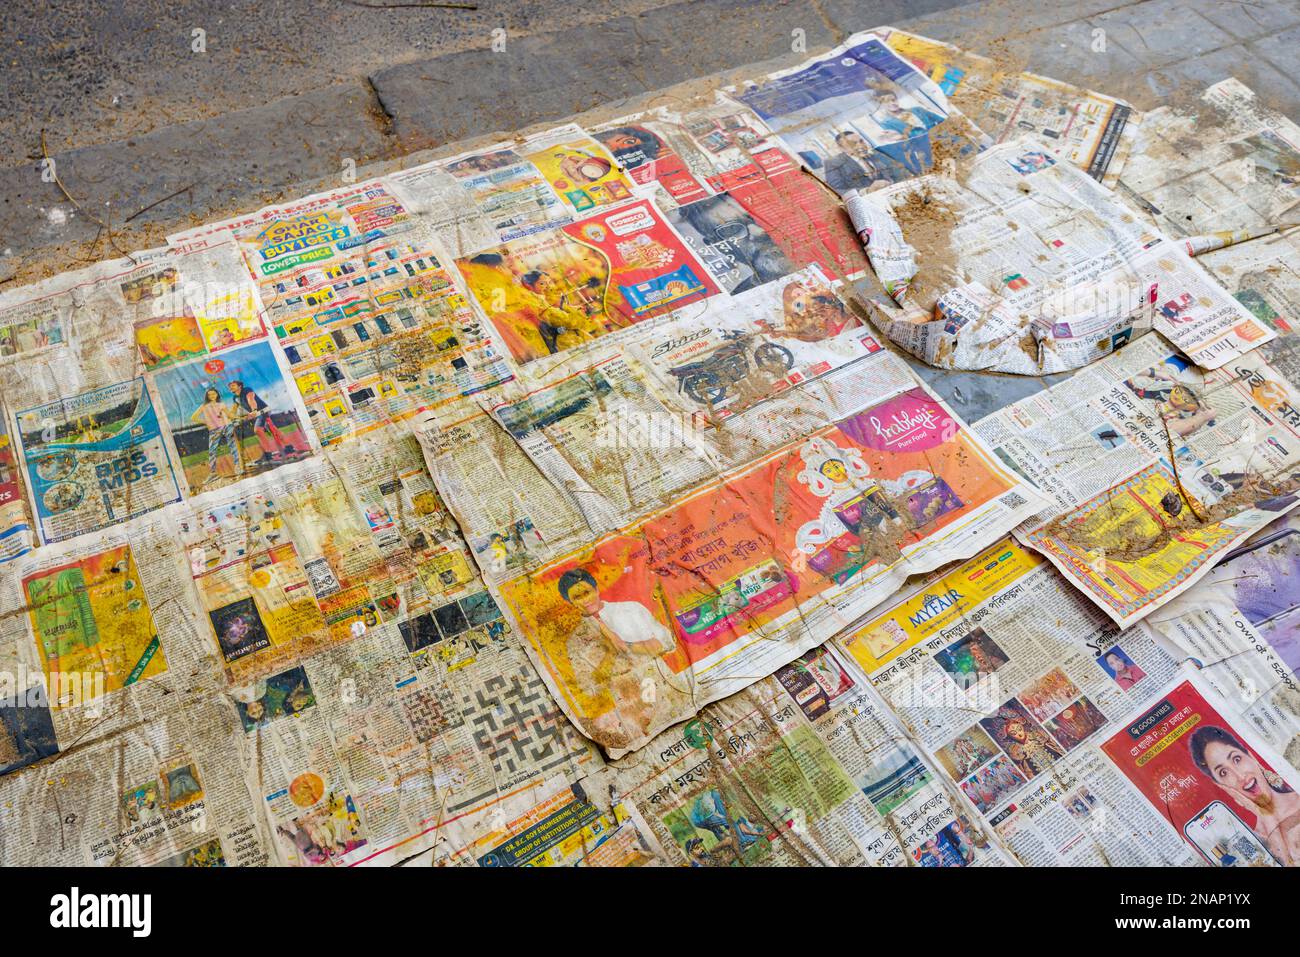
{"left": 1089, "top": 0, "right": 1236, "bottom": 69}
{"left": 1182, "top": 0, "right": 1300, "bottom": 39}
{"left": 369, "top": 0, "right": 851, "bottom": 151}
{"left": 0, "top": 0, "right": 690, "bottom": 167}
{"left": 4, "top": 0, "right": 1299, "bottom": 283}
{"left": 1144, "top": 42, "right": 1300, "bottom": 116}
{"left": 0, "top": 80, "right": 391, "bottom": 264}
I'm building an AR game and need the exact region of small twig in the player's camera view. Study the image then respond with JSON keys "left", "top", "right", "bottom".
{"left": 40, "top": 129, "right": 136, "bottom": 262}
{"left": 124, "top": 182, "right": 195, "bottom": 223}
{"left": 1162, "top": 414, "right": 1208, "bottom": 523}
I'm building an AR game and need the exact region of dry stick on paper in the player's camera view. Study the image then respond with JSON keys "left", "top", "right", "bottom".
{"left": 1162, "top": 414, "right": 1208, "bottom": 523}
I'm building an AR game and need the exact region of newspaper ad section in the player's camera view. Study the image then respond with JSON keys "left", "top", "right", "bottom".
{"left": 0, "top": 242, "right": 314, "bottom": 543}
{"left": 837, "top": 538, "right": 1197, "bottom": 864}
{"left": 456, "top": 346, "right": 1043, "bottom": 757}
{"left": 605, "top": 644, "right": 1011, "bottom": 866}
{"left": 0, "top": 25, "right": 1297, "bottom": 871}
{"left": 975, "top": 332, "right": 1300, "bottom": 628}
{"left": 1144, "top": 513, "right": 1300, "bottom": 766}
{"left": 1102, "top": 676, "right": 1300, "bottom": 866}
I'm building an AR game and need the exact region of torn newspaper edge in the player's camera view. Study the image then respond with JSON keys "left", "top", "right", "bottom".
{"left": 847, "top": 137, "right": 1275, "bottom": 374}
{"left": 974, "top": 332, "right": 1300, "bottom": 629}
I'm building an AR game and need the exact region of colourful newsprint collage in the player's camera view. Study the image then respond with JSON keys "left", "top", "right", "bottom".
{"left": 0, "top": 28, "right": 1297, "bottom": 875}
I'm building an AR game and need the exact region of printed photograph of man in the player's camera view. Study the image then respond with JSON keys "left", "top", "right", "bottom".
{"left": 824, "top": 128, "right": 902, "bottom": 194}
{"left": 558, "top": 567, "right": 677, "bottom": 748}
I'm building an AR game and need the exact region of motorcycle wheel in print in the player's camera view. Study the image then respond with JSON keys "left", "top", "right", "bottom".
{"left": 684, "top": 370, "right": 728, "bottom": 405}
{"left": 754, "top": 342, "right": 794, "bottom": 373}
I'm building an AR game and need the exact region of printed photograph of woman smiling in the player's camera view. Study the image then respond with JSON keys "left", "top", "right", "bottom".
{"left": 1104, "top": 679, "right": 1300, "bottom": 867}
{"left": 1190, "top": 725, "right": 1300, "bottom": 865}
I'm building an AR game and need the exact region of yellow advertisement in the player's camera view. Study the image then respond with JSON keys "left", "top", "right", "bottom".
{"left": 839, "top": 537, "right": 1039, "bottom": 673}
{"left": 522, "top": 137, "right": 635, "bottom": 213}
{"left": 23, "top": 545, "right": 168, "bottom": 708}
{"left": 1024, "top": 463, "right": 1239, "bottom": 622}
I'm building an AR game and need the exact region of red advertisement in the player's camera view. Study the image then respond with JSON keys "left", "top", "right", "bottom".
{"left": 1103, "top": 680, "right": 1300, "bottom": 866}
{"left": 457, "top": 199, "right": 720, "bottom": 365}
{"left": 710, "top": 146, "right": 869, "bottom": 282}
{"left": 593, "top": 124, "right": 710, "bottom": 205}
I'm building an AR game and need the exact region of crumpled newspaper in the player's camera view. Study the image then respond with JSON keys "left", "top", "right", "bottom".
{"left": 841, "top": 136, "right": 1266, "bottom": 375}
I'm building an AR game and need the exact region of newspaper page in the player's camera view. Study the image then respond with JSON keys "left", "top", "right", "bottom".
{"left": 1100, "top": 674, "right": 1300, "bottom": 866}
{"left": 0, "top": 409, "right": 33, "bottom": 563}
{"left": 175, "top": 429, "right": 504, "bottom": 688}
{"left": 837, "top": 536, "right": 1203, "bottom": 865}
{"left": 1118, "top": 78, "right": 1300, "bottom": 381}
{"left": 727, "top": 30, "right": 982, "bottom": 194}
{"left": 181, "top": 181, "right": 517, "bottom": 447}
{"left": 658, "top": 98, "right": 872, "bottom": 282}
{"left": 0, "top": 695, "right": 274, "bottom": 867}
{"left": 222, "top": 429, "right": 599, "bottom": 866}
{"left": 604, "top": 642, "right": 1013, "bottom": 866}
{"left": 880, "top": 28, "right": 1139, "bottom": 185}
{"left": 624, "top": 264, "right": 871, "bottom": 426}
{"left": 435, "top": 776, "right": 667, "bottom": 867}
{"left": 849, "top": 136, "right": 1275, "bottom": 373}
{"left": 0, "top": 507, "right": 223, "bottom": 757}
{"left": 454, "top": 197, "right": 722, "bottom": 370}
{"left": 1118, "top": 78, "right": 1299, "bottom": 245}
{"left": 231, "top": 604, "right": 598, "bottom": 867}
{"left": 0, "top": 243, "right": 315, "bottom": 543}
{"left": 973, "top": 331, "right": 1300, "bottom": 628}
{"left": 1144, "top": 513, "right": 1300, "bottom": 767}
{"left": 421, "top": 344, "right": 1045, "bottom": 758}
{"left": 387, "top": 141, "right": 575, "bottom": 257}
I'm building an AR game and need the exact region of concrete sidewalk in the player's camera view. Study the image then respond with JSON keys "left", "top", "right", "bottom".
{"left": 2, "top": 0, "right": 1297, "bottom": 282}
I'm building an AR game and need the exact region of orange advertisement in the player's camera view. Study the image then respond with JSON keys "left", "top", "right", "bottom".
{"left": 500, "top": 386, "right": 1018, "bottom": 751}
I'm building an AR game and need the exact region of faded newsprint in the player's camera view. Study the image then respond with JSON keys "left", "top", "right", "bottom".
{"left": 1119, "top": 78, "right": 1300, "bottom": 380}
{"left": 0, "top": 695, "right": 274, "bottom": 867}
{"left": 974, "top": 331, "right": 1300, "bottom": 628}
{"left": 417, "top": 333, "right": 1045, "bottom": 757}
{"left": 849, "top": 136, "right": 1275, "bottom": 373}
{"left": 604, "top": 642, "right": 1012, "bottom": 866}
{"left": 0, "top": 427, "right": 601, "bottom": 866}
{"left": 838, "top": 536, "right": 1200, "bottom": 865}
{"left": 0, "top": 242, "right": 315, "bottom": 543}
{"left": 172, "top": 180, "right": 515, "bottom": 447}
